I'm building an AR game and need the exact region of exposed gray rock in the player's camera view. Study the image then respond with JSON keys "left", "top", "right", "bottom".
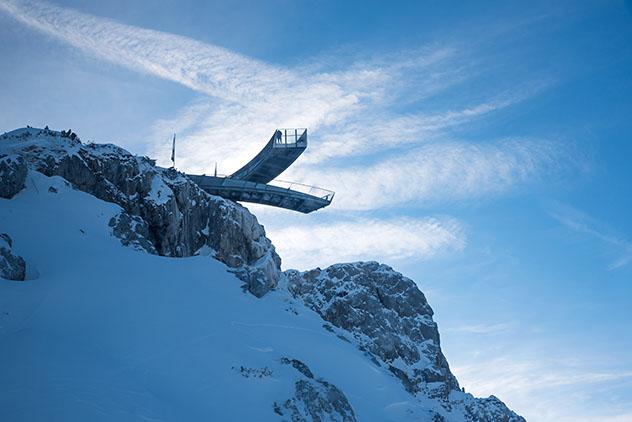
{"left": 280, "top": 357, "right": 315, "bottom": 379}
{"left": 277, "top": 357, "right": 356, "bottom": 422}
{"left": 0, "top": 155, "right": 27, "bottom": 199}
{"left": 285, "top": 261, "right": 458, "bottom": 398}
{"left": 0, "top": 233, "right": 26, "bottom": 281}
{"left": 0, "top": 127, "right": 281, "bottom": 296}
{"left": 108, "top": 212, "right": 157, "bottom": 254}
{"left": 235, "top": 365, "right": 273, "bottom": 378}
{"left": 285, "top": 262, "right": 525, "bottom": 422}
{"left": 453, "top": 394, "right": 526, "bottom": 422}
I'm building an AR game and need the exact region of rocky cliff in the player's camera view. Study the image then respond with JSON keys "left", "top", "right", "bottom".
{"left": 285, "top": 263, "right": 524, "bottom": 422}
{"left": 0, "top": 127, "right": 281, "bottom": 297}
{"left": 286, "top": 262, "right": 459, "bottom": 399}
{"left": 0, "top": 127, "right": 524, "bottom": 421}
{"left": 0, "top": 233, "right": 26, "bottom": 281}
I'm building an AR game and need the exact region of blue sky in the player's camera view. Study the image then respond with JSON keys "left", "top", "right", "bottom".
{"left": 1, "top": 0, "right": 632, "bottom": 420}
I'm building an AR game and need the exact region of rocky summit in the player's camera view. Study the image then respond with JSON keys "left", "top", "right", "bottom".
{"left": 0, "top": 127, "right": 281, "bottom": 297}
{"left": 0, "top": 127, "right": 525, "bottom": 421}
{"left": 286, "top": 262, "right": 459, "bottom": 399}
{"left": 286, "top": 263, "right": 525, "bottom": 422}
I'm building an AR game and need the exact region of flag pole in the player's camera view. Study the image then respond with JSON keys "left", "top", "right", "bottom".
{"left": 171, "top": 133, "right": 176, "bottom": 169}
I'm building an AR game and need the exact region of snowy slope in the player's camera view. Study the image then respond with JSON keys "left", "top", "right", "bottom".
{"left": 0, "top": 128, "right": 524, "bottom": 421}
{"left": 0, "top": 170, "right": 461, "bottom": 421}
{"left": 0, "top": 171, "right": 392, "bottom": 420}
{"left": 0, "top": 127, "right": 282, "bottom": 296}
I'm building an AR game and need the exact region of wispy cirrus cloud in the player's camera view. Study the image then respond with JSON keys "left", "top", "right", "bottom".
{"left": 444, "top": 322, "right": 513, "bottom": 335}
{"left": 458, "top": 358, "right": 632, "bottom": 395}
{"left": 453, "top": 356, "right": 632, "bottom": 422}
{"left": 0, "top": 0, "right": 294, "bottom": 102}
{"left": 0, "top": 0, "right": 558, "bottom": 177}
{"left": 290, "top": 138, "right": 573, "bottom": 211}
{"left": 0, "top": 0, "right": 578, "bottom": 269}
{"left": 549, "top": 203, "right": 632, "bottom": 270}
{"left": 300, "top": 81, "right": 551, "bottom": 165}
{"left": 267, "top": 216, "right": 465, "bottom": 270}
{"left": 0, "top": 0, "right": 459, "bottom": 172}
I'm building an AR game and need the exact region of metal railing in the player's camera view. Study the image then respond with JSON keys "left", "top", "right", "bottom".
{"left": 196, "top": 173, "right": 333, "bottom": 202}
{"left": 268, "top": 179, "right": 335, "bottom": 202}
{"left": 274, "top": 128, "right": 307, "bottom": 146}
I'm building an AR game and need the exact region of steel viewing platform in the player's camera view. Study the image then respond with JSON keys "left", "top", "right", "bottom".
{"left": 187, "top": 129, "right": 334, "bottom": 213}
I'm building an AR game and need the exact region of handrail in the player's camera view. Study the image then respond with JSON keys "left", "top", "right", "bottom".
{"left": 268, "top": 179, "right": 334, "bottom": 201}
{"left": 189, "top": 126, "right": 333, "bottom": 212}
{"left": 273, "top": 128, "right": 307, "bottom": 146}
{"left": 193, "top": 173, "right": 334, "bottom": 202}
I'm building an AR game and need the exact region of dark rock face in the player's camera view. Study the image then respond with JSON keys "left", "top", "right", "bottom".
{"left": 108, "top": 212, "right": 157, "bottom": 254}
{"left": 286, "top": 262, "right": 458, "bottom": 398}
{"left": 0, "top": 127, "right": 281, "bottom": 296}
{"left": 277, "top": 357, "right": 356, "bottom": 422}
{"left": 0, "top": 155, "right": 27, "bottom": 199}
{"left": 463, "top": 396, "right": 527, "bottom": 422}
{"left": 0, "top": 233, "right": 26, "bottom": 281}
{"left": 286, "top": 262, "right": 525, "bottom": 422}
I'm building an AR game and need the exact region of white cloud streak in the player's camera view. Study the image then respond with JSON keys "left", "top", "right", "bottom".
{"left": 453, "top": 356, "right": 632, "bottom": 422}
{"left": 0, "top": 0, "right": 379, "bottom": 169}
{"left": 292, "top": 138, "right": 571, "bottom": 211}
{"left": 267, "top": 216, "right": 465, "bottom": 270}
{"left": 0, "top": 0, "right": 456, "bottom": 171}
{"left": 444, "top": 322, "right": 513, "bottom": 335}
{"left": 0, "top": 0, "right": 577, "bottom": 271}
{"left": 549, "top": 204, "right": 632, "bottom": 270}
{"left": 0, "top": 0, "right": 553, "bottom": 178}
{"left": 300, "top": 81, "right": 551, "bottom": 165}
{"left": 0, "top": 0, "right": 294, "bottom": 103}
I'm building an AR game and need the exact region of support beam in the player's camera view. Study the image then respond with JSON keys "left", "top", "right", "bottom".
{"left": 188, "top": 174, "right": 333, "bottom": 214}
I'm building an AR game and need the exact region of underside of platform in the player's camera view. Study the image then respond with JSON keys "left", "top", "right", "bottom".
{"left": 187, "top": 128, "right": 333, "bottom": 213}
{"left": 188, "top": 174, "right": 333, "bottom": 214}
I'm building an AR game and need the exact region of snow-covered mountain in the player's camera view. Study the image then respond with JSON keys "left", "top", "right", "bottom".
{"left": 0, "top": 127, "right": 525, "bottom": 421}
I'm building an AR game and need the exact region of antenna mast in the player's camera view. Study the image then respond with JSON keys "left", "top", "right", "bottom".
{"left": 170, "top": 133, "right": 176, "bottom": 169}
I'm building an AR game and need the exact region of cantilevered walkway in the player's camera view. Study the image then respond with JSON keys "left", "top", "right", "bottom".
{"left": 187, "top": 129, "right": 334, "bottom": 213}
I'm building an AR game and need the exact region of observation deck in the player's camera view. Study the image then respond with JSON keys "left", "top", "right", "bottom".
{"left": 187, "top": 128, "right": 334, "bottom": 213}
{"left": 230, "top": 129, "right": 307, "bottom": 183}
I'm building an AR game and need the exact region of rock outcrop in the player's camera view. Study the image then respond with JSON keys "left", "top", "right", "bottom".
{"left": 286, "top": 262, "right": 458, "bottom": 398}
{"left": 276, "top": 357, "right": 356, "bottom": 422}
{"left": 0, "top": 233, "right": 26, "bottom": 281}
{"left": 286, "top": 262, "right": 525, "bottom": 422}
{"left": 0, "top": 155, "right": 27, "bottom": 199}
{"left": 0, "top": 127, "right": 281, "bottom": 296}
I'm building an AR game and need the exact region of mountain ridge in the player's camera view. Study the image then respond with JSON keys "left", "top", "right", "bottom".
{"left": 0, "top": 127, "right": 525, "bottom": 421}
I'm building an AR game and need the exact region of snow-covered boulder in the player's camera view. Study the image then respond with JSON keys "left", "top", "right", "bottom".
{"left": 0, "top": 233, "right": 26, "bottom": 281}
{"left": 276, "top": 357, "right": 357, "bottom": 421}
{"left": 108, "top": 211, "right": 157, "bottom": 254}
{"left": 0, "top": 127, "right": 281, "bottom": 296}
